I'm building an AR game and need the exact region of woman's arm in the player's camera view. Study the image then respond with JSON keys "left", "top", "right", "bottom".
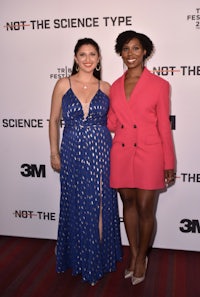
{"left": 49, "top": 78, "right": 68, "bottom": 171}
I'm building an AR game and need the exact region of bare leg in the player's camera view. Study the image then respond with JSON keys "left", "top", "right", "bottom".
{"left": 134, "top": 189, "right": 156, "bottom": 277}
{"left": 119, "top": 188, "right": 138, "bottom": 271}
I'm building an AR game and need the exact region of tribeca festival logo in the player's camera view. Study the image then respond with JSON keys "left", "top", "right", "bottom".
{"left": 187, "top": 8, "right": 200, "bottom": 29}
{"left": 50, "top": 66, "right": 72, "bottom": 79}
{"left": 13, "top": 210, "right": 56, "bottom": 221}
{"left": 3, "top": 16, "right": 132, "bottom": 31}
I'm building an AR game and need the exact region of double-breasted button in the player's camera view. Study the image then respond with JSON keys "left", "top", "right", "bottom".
{"left": 133, "top": 124, "right": 137, "bottom": 128}
{"left": 122, "top": 143, "right": 125, "bottom": 147}
{"left": 133, "top": 143, "right": 137, "bottom": 147}
{"left": 121, "top": 124, "right": 124, "bottom": 128}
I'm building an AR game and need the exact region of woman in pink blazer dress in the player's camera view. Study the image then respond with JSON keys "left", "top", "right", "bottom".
{"left": 108, "top": 31, "right": 176, "bottom": 285}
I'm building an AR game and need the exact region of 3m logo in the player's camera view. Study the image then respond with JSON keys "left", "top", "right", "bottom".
{"left": 180, "top": 219, "right": 200, "bottom": 233}
{"left": 20, "top": 164, "right": 46, "bottom": 178}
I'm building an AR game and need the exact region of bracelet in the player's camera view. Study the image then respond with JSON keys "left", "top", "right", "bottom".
{"left": 50, "top": 153, "right": 60, "bottom": 158}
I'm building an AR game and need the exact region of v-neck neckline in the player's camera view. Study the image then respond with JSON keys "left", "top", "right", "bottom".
{"left": 70, "top": 87, "right": 99, "bottom": 107}
{"left": 123, "top": 68, "right": 146, "bottom": 102}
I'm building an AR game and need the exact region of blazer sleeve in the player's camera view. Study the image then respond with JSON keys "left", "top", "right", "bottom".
{"left": 157, "top": 80, "right": 176, "bottom": 169}
{"left": 107, "top": 87, "right": 118, "bottom": 132}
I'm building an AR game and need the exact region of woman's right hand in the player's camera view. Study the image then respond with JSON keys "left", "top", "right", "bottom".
{"left": 50, "top": 154, "right": 61, "bottom": 172}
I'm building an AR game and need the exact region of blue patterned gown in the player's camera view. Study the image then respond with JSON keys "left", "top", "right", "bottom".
{"left": 56, "top": 81, "right": 122, "bottom": 284}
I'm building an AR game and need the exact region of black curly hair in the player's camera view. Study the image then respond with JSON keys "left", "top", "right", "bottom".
{"left": 115, "top": 30, "right": 154, "bottom": 60}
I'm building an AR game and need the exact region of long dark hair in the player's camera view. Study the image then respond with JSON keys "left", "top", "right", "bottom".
{"left": 71, "top": 38, "right": 101, "bottom": 80}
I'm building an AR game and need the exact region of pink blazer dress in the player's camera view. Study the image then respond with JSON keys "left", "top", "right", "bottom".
{"left": 107, "top": 67, "right": 175, "bottom": 190}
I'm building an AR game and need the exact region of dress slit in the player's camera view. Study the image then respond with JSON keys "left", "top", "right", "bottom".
{"left": 99, "top": 169, "right": 103, "bottom": 242}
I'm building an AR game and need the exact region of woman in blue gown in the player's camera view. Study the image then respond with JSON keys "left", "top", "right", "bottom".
{"left": 49, "top": 38, "right": 122, "bottom": 285}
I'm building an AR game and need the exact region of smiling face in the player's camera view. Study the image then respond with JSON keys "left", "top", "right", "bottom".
{"left": 74, "top": 44, "right": 100, "bottom": 73}
{"left": 121, "top": 38, "right": 146, "bottom": 70}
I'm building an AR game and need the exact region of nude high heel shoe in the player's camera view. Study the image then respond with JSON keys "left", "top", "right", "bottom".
{"left": 131, "top": 257, "right": 148, "bottom": 285}
{"left": 124, "top": 269, "right": 134, "bottom": 279}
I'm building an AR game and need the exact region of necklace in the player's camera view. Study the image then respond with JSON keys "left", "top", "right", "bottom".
{"left": 83, "top": 85, "right": 87, "bottom": 89}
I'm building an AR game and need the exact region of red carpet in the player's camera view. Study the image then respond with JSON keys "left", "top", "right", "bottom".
{"left": 0, "top": 236, "right": 200, "bottom": 297}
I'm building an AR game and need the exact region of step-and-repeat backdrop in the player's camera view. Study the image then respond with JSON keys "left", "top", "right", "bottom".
{"left": 1, "top": 0, "right": 199, "bottom": 251}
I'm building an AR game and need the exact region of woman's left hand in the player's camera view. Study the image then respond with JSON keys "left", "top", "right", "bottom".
{"left": 164, "top": 169, "right": 175, "bottom": 187}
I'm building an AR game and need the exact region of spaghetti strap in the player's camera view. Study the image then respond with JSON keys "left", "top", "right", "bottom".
{"left": 68, "top": 76, "right": 72, "bottom": 88}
